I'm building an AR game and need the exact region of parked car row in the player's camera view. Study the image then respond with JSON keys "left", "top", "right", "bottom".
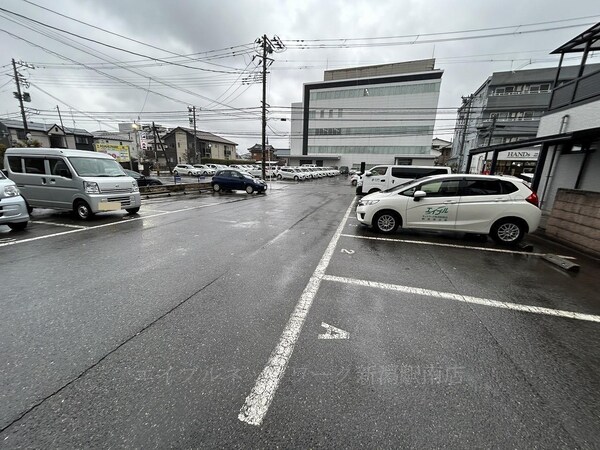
{"left": 276, "top": 166, "right": 341, "bottom": 181}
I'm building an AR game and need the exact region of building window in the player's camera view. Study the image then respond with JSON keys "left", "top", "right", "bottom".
{"left": 320, "top": 110, "right": 324, "bottom": 118}
{"left": 309, "top": 110, "right": 316, "bottom": 119}
{"left": 329, "top": 109, "right": 333, "bottom": 118}
{"left": 338, "top": 109, "right": 343, "bottom": 118}
{"left": 75, "top": 136, "right": 90, "bottom": 144}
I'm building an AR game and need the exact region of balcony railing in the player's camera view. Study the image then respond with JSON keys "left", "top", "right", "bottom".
{"left": 549, "top": 68, "right": 600, "bottom": 110}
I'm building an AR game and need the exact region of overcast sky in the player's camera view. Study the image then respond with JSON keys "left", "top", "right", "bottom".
{"left": 1, "top": 0, "right": 599, "bottom": 154}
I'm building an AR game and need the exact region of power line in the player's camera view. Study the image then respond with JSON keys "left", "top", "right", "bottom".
{"left": 0, "top": 6, "right": 248, "bottom": 74}
{"left": 0, "top": 20, "right": 261, "bottom": 118}
{"left": 21, "top": 0, "right": 254, "bottom": 71}
{"left": 286, "top": 14, "right": 600, "bottom": 43}
{"left": 286, "top": 22, "right": 598, "bottom": 49}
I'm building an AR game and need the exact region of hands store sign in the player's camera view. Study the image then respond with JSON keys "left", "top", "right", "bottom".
{"left": 502, "top": 150, "right": 539, "bottom": 160}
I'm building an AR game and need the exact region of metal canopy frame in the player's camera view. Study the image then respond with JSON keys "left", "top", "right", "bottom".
{"left": 551, "top": 22, "right": 600, "bottom": 54}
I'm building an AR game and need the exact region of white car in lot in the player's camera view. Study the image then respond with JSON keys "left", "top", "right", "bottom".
{"left": 277, "top": 167, "right": 306, "bottom": 181}
{"left": 0, "top": 170, "right": 29, "bottom": 230}
{"left": 350, "top": 173, "right": 363, "bottom": 186}
{"left": 173, "top": 164, "right": 202, "bottom": 176}
{"left": 192, "top": 164, "right": 215, "bottom": 176}
{"left": 356, "top": 174, "right": 541, "bottom": 244}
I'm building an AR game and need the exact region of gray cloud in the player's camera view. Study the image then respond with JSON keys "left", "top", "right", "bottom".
{"left": 1, "top": 0, "right": 598, "bottom": 151}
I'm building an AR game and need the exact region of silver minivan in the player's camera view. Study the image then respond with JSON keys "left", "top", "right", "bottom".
{"left": 4, "top": 148, "right": 142, "bottom": 220}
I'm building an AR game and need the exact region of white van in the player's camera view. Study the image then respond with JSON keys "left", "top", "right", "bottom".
{"left": 4, "top": 148, "right": 142, "bottom": 220}
{"left": 359, "top": 165, "right": 452, "bottom": 194}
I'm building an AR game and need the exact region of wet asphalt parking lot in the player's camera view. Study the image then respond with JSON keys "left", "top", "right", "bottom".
{"left": 1, "top": 177, "right": 599, "bottom": 448}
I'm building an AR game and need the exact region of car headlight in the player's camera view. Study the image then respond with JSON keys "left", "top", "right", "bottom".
{"left": 132, "top": 181, "right": 139, "bottom": 193}
{"left": 3, "top": 185, "right": 20, "bottom": 197}
{"left": 84, "top": 181, "right": 100, "bottom": 194}
{"left": 359, "top": 199, "right": 380, "bottom": 206}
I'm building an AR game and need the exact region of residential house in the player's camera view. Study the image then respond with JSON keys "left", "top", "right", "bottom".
{"left": 247, "top": 143, "right": 276, "bottom": 162}
{"left": 162, "top": 127, "right": 238, "bottom": 165}
{"left": 432, "top": 137, "right": 452, "bottom": 166}
{"left": 0, "top": 119, "right": 93, "bottom": 151}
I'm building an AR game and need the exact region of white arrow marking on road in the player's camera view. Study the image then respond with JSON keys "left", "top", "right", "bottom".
{"left": 318, "top": 322, "right": 349, "bottom": 340}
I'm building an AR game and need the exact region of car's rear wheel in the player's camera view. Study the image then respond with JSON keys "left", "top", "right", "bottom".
{"left": 173, "top": 170, "right": 179, "bottom": 175}
{"left": 491, "top": 218, "right": 526, "bottom": 244}
{"left": 277, "top": 174, "right": 283, "bottom": 180}
{"left": 351, "top": 180, "right": 357, "bottom": 186}
{"left": 373, "top": 211, "right": 400, "bottom": 234}
{"left": 213, "top": 183, "right": 221, "bottom": 192}
{"left": 294, "top": 176, "right": 299, "bottom": 181}
{"left": 188, "top": 171, "right": 193, "bottom": 176}
{"left": 74, "top": 200, "right": 94, "bottom": 220}
{"left": 245, "top": 185, "right": 254, "bottom": 194}
{"left": 7, "top": 221, "right": 28, "bottom": 231}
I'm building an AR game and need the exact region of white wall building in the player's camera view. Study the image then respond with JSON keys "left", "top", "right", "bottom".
{"left": 289, "top": 60, "right": 443, "bottom": 169}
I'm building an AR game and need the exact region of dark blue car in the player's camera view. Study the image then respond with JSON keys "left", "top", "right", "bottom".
{"left": 211, "top": 169, "right": 267, "bottom": 194}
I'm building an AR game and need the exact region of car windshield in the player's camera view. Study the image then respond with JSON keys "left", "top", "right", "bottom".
{"left": 68, "top": 157, "right": 127, "bottom": 177}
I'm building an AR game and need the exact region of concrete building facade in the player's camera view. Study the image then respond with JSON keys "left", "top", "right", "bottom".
{"left": 289, "top": 59, "right": 443, "bottom": 169}
{"left": 450, "top": 64, "right": 600, "bottom": 174}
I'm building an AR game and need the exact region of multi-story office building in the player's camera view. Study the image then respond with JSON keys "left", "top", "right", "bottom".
{"left": 289, "top": 59, "right": 443, "bottom": 169}
{"left": 450, "top": 64, "right": 600, "bottom": 174}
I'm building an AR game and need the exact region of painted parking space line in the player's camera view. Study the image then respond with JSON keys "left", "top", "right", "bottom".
{"left": 322, "top": 275, "right": 600, "bottom": 323}
{"left": 340, "top": 234, "right": 576, "bottom": 260}
{"left": 31, "top": 220, "right": 88, "bottom": 229}
{"left": 0, "top": 202, "right": 227, "bottom": 249}
{"left": 238, "top": 198, "right": 356, "bottom": 427}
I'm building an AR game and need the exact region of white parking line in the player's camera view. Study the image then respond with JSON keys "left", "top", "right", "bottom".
{"left": 0, "top": 203, "right": 223, "bottom": 249}
{"left": 322, "top": 275, "right": 600, "bottom": 323}
{"left": 31, "top": 220, "right": 88, "bottom": 229}
{"left": 238, "top": 199, "right": 356, "bottom": 427}
{"left": 340, "top": 234, "right": 576, "bottom": 260}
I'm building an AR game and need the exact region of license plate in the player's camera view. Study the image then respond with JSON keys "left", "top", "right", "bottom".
{"left": 98, "top": 201, "right": 121, "bottom": 211}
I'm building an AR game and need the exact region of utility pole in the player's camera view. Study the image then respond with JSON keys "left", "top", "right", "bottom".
{"left": 483, "top": 116, "right": 497, "bottom": 174}
{"left": 12, "top": 58, "right": 29, "bottom": 136}
{"left": 189, "top": 106, "right": 198, "bottom": 164}
{"left": 261, "top": 35, "right": 269, "bottom": 180}
{"left": 56, "top": 105, "right": 69, "bottom": 148}
{"left": 256, "top": 35, "right": 285, "bottom": 180}
{"left": 153, "top": 122, "right": 172, "bottom": 174}
{"left": 457, "top": 94, "right": 472, "bottom": 173}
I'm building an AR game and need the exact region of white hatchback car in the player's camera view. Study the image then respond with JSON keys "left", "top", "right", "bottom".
{"left": 173, "top": 164, "right": 201, "bottom": 176}
{"left": 356, "top": 174, "right": 541, "bottom": 244}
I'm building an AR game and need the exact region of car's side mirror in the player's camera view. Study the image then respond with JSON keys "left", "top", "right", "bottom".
{"left": 364, "top": 171, "right": 372, "bottom": 177}
{"left": 413, "top": 190, "right": 426, "bottom": 201}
